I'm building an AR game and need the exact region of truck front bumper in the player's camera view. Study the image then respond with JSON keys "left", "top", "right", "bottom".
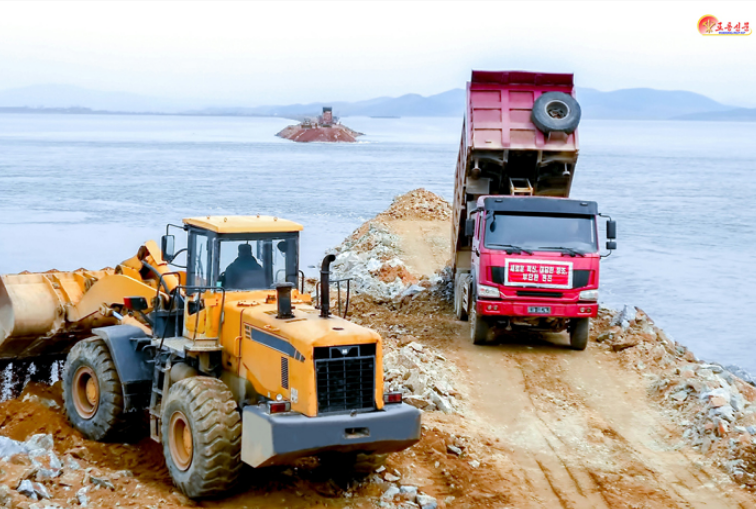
{"left": 241, "top": 403, "right": 421, "bottom": 468}
{"left": 477, "top": 300, "right": 598, "bottom": 318}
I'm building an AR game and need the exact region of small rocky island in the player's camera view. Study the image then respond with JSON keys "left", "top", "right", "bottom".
{"left": 276, "top": 107, "right": 363, "bottom": 143}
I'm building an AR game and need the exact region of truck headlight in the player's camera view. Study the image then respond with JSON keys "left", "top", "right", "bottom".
{"left": 477, "top": 284, "right": 500, "bottom": 299}
{"left": 579, "top": 290, "right": 599, "bottom": 301}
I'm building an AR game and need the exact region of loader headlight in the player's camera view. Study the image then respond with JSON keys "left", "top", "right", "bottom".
{"left": 578, "top": 290, "right": 599, "bottom": 301}
{"left": 477, "top": 284, "right": 500, "bottom": 299}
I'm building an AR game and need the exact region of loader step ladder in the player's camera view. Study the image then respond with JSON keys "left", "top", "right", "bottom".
{"left": 509, "top": 178, "right": 534, "bottom": 196}
{"left": 148, "top": 352, "right": 172, "bottom": 442}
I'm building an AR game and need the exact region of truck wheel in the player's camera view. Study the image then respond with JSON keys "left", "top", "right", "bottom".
{"left": 470, "top": 300, "right": 492, "bottom": 345}
{"left": 569, "top": 318, "right": 590, "bottom": 350}
{"left": 455, "top": 288, "right": 469, "bottom": 321}
{"left": 531, "top": 92, "right": 581, "bottom": 134}
{"left": 63, "top": 338, "right": 131, "bottom": 441}
{"left": 161, "top": 377, "right": 242, "bottom": 499}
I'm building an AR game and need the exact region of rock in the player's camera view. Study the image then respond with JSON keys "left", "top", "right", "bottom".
{"left": 469, "top": 459, "right": 481, "bottom": 468}
{"left": 21, "top": 393, "right": 60, "bottom": 410}
{"left": 17, "top": 479, "right": 37, "bottom": 500}
{"left": 447, "top": 445, "right": 462, "bottom": 456}
{"left": 710, "top": 396, "right": 728, "bottom": 408}
{"left": 610, "top": 305, "right": 633, "bottom": 327}
{"left": 415, "top": 493, "right": 438, "bottom": 509}
{"left": 0, "top": 436, "right": 29, "bottom": 459}
{"left": 429, "top": 391, "right": 454, "bottom": 414}
{"left": 398, "top": 335, "right": 416, "bottom": 347}
{"left": 375, "top": 466, "right": 386, "bottom": 474}
{"left": 670, "top": 391, "right": 688, "bottom": 402}
{"left": 433, "top": 380, "right": 453, "bottom": 396}
{"left": 64, "top": 455, "right": 81, "bottom": 471}
{"left": 596, "top": 332, "right": 613, "bottom": 343}
{"left": 746, "top": 425, "right": 756, "bottom": 436}
{"left": 0, "top": 485, "right": 12, "bottom": 506}
{"left": 381, "top": 485, "right": 400, "bottom": 501}
{"left": 76, "top": 487, "right": 89, "bottom": 507}
{"left": 407, "top": 342, "right": 423, "bottom": 353}
{"left": 610, "top": 335, "right": 640, "bottom": 352}
{"left": 32, "top": 483, "right": 51, "bottom": 500}
{"left": 700, "top": 436, "right": 712, "bottom": 454}
{"left": 90, "top": 476, "right": 115, "bottom": 490}
{"left": 718, "top": 420, "right": 730, "bottom": 436}
{"left": 712, "top": 405, "right": 735, "bottom": 422}
{"left": 683, "top": 350, "right": 697, "bottom": 362}
{"left": 66, "top": 447, "right": 87, "bottom": 460}
{"left": 400, "top": 486, "right": 418, "bottom": 494}
{"left": 405, "top": 372, "right": 427, "bottom": 394}
{"left": 35, "top": 469, "right": 59, "bottom": 481}
{"left": 384, "top": 473, "right": 401, "bottom": 483}
{"left": 24, "top": 435, "right": 53, "bottom": 453}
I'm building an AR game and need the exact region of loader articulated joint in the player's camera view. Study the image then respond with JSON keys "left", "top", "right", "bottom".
{"left": 320, "top": 254, "right": 336, "bottom": 318}
{"left": 275, "top": 282, "right": 295, "bottom": 319}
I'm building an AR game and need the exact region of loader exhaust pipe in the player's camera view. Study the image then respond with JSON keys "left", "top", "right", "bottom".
{"left": 320, "top": 254, "right": 336, "bottom": 318}
{"left": 275, "top": 282, "right": 295, "bottom": 319}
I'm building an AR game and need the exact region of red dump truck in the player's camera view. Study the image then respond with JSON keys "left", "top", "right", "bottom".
{"left": 452, "top": 70, "right": 617, "bottom": 349}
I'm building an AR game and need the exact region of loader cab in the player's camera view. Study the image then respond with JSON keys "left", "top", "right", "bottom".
{"left": 163, "top": 216, "right": 303, "bottom": 293}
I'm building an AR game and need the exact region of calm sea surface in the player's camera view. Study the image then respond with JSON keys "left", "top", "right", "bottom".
{"left": 0, "top": 113, "right": 754, "bottom": 370}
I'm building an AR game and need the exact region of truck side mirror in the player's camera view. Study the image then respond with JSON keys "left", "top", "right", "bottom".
{"left": 161, "top": 234, "right": 175, "bottom": 262}
{"left": 606, "top": 220, "right": 617, "bottom": 240}
{"left": 606, "top": 240, "right": 617, "bottom": 250}
{"left": 465, "top": 219, "right": 475, "bottom": 237}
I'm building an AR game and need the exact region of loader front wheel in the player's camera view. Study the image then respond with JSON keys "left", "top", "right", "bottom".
{"left": 161, "top": 377, "right": 242, "bottom": 499}
{"left": 63, "top": 338, "right": 129, "bottom": 441}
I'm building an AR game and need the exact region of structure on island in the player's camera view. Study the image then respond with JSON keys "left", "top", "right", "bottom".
{"left": 276, "top": 107, "right": 363, "bottom": 143}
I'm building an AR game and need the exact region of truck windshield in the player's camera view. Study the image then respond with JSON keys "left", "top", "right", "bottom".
{"left": 484, "top": 213, "right": 597, "bottom": 253}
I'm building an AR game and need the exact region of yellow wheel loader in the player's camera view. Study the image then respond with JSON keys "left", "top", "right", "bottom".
{"left": 0, "top": 216, "right": 421, "bottom": 498}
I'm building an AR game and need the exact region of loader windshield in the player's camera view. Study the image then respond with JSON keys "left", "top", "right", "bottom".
{"left": 217, "top": 235, "right": 298, "bottom": 291}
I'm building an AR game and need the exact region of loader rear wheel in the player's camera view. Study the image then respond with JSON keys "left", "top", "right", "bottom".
{"left": 63, "top": 338, "right": 130, "bottom": 441}
{"left": 161, "top": 377, "right": 241, "bottom": 499}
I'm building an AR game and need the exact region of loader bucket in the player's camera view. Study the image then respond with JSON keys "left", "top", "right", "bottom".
{"left": 0, "top": 270, "right": 118, "bottom": 360}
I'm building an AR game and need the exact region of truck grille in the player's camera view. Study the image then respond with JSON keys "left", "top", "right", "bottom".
{"left": 314, "top": 344, "right": 376, "bottom": 414}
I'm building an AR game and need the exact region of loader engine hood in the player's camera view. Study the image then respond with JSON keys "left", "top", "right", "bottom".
{"left": 223, "top": 295, "right": 383, "bottom": 417}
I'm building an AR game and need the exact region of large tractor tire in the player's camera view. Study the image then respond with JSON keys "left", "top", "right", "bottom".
{"left": 531, "top": 92, "right": 581, "bottom": 134}
{"left": 63, "top": 337, "right": 137, "bottom": 441}
{"left": 569, "top": 318, "right": 590, "bottom": 350}
{"left": 161, "top": 377, "right": 242, "bottom": 499}
{"left": 63, "top": 338, "right": 132, "bottom": 441}
{"left": 470, "top": 299, "right": 492, "bottom": 345}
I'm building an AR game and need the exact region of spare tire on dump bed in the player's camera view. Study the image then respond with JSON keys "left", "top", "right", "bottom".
{"left": 531, "top": 92, "right": 581, "bottom": 134}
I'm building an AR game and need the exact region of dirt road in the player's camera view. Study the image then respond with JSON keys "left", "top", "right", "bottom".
{"left": 456, "top": 333, "right": 756, "bottom": 508}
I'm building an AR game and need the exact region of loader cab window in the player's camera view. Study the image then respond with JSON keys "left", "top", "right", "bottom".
{"left": 188, "top": 232, "right": 214, "bottom": 289}
{"left": 217, "top": 234, "right": 299, "bottom": 291}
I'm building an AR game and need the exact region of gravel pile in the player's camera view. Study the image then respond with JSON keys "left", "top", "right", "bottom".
{"left": 383, "top": 333, "right": 460, "bottom": 414}
{"left": 329, "top": 189, "right": 449, "bottom": 301}
{"left": 596, "top": 305, "right": 756, "bottom": 486}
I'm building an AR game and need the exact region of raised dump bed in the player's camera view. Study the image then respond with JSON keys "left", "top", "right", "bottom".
{"left": 452, "top": 70, "right": 581, "bottom": 270}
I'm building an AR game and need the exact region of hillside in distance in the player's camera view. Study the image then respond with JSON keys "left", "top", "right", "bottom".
{"left": 0, "top": 83, "right": 743, "bottom": 121}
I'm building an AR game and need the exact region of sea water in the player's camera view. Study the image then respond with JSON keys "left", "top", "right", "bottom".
{"left": 0, "top": 113, "right": 754, "bottom": 370}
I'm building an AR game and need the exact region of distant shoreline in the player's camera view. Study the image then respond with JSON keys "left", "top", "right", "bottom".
{"left": 2, "top": 106, "right": 755, "bottom": 123}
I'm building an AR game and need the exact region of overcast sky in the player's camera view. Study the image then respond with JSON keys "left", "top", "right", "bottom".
{"left": 1, "top": 1, "right": 754, "bottom": 106}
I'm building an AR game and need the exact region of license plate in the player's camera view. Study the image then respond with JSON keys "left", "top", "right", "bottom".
{"left": 528, "top": 306, "right": 552, "bottom": 314}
